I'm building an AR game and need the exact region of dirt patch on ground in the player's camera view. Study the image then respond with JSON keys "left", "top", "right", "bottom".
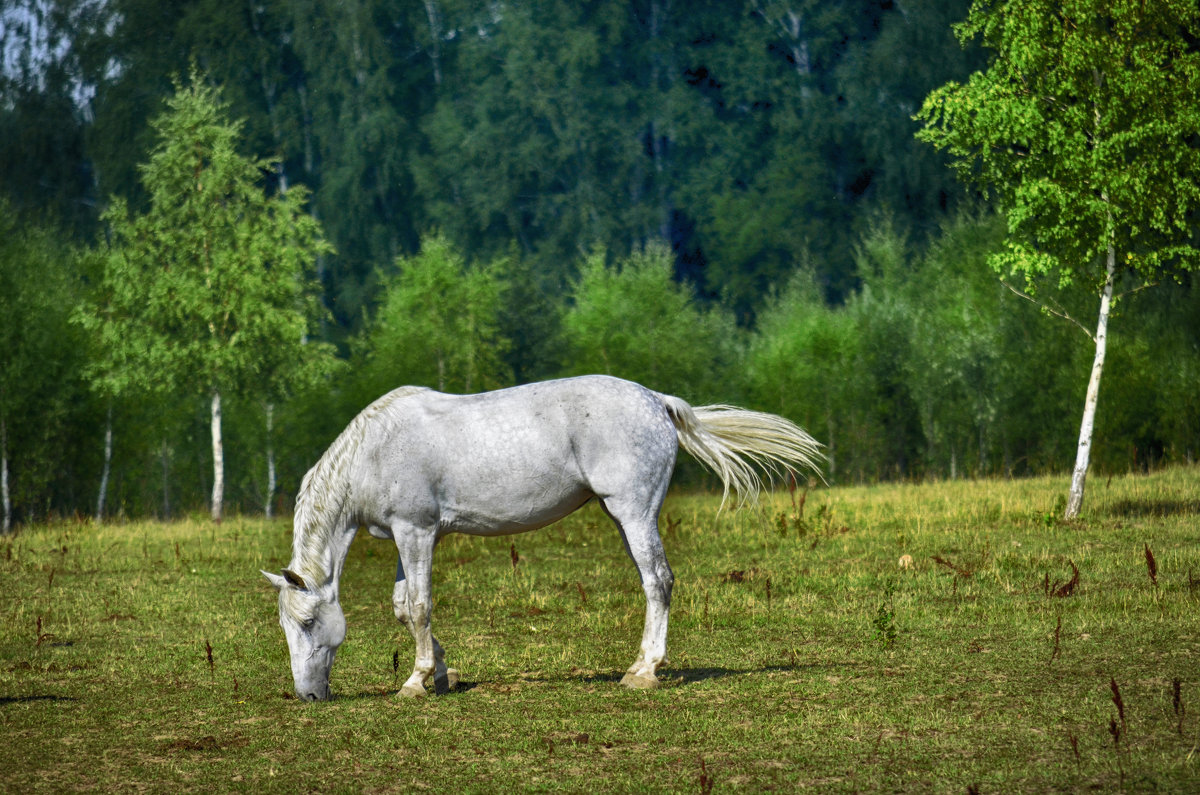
{"left": 160, "top": 734, "right": 249, "bottom": 752}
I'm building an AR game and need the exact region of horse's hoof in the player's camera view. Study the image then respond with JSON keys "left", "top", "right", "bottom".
{"left": 399, "top": 683, "right": 427, "bottom": 698}
{"left": 620, "top": 672, "right": 659, "bottom": 690}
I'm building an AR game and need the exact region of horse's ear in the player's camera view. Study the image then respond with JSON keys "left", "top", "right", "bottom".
{"left": 262, "top": 569, "right": 310, "bottom": 591}
{"left": 281, "top": 568, "right": 310, "bottom": 590}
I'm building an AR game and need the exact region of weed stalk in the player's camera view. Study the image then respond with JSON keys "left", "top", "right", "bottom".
{"left": 698, "top": 757, "right": 714, "bottom": 795}
{"left": 1174, "top": 678, "right": 1185, "bottom": 737}
{"left": 1110, "top": 677, "right": 1127, "bottom": 737}
{"left": 1049, "top": 615, "right": 1062, "bottom": 665}
{"left": 35, "top": 616, "right": 55, "bottom": 648}
{"left": 1050, "top": 561, "right": 1079, "bottom": 598}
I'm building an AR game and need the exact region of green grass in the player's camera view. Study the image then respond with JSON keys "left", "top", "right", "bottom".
{"left": 3, "top": 467, "right": 1200, "bottom": 792}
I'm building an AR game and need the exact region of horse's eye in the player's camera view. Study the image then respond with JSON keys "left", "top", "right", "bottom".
{"left": 302, "top": 617, "right": 316, "bottom": 629}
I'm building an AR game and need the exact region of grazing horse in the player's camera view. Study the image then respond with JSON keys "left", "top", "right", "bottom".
{"left": 263, "top": 375, "right": 822, "bottom": 701}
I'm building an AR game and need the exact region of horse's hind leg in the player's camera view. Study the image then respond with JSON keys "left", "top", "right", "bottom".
{"left": 601, "top": 496, "right": 674, "bottom": 690}
{"left": 392, "top": 534, "right": 458, "bottom": 697}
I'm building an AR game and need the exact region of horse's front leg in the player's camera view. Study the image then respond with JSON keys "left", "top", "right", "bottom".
{"left": 392, "top": 578, "right": 458, "bottom": 695}
{"left": 392, "top": 534, "right": 457, "bottom": 697}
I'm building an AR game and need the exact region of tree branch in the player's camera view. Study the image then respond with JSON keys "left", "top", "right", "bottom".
{"left": 1000, "top": 279, "right": 1096, "bottom": 342}
{"left": 1114, "top": 280, "right": 1158, "bottom": 302}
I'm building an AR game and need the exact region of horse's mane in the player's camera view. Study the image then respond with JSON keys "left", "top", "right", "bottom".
{"left": 291, "top": 385, "right": 429, "bottom": 582}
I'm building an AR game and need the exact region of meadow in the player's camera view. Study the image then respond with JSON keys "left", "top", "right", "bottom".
{"left": 2, "top": 467, "right": 1199, "bottom": 792}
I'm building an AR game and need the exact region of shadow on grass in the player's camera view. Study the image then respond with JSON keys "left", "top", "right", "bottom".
{"left": 658, "top": 663, "right": 859, "bottom": 686}
{"left": 542, "top": 663, "right": 840, "bottom": 687}
{"left": 0, "top": 694, "right": 77, "bottom": 705}
{"left": 337, "top": 679, "right": 482, "bottom": 700}
{"left": 663, "top": 665, "right": 798, "bottom": 683}
{"left": 1106, "top": 499, "right": 1200, "bottom": 518}
{"left": 337, "top": 662, "right": 846, "bottom": 700}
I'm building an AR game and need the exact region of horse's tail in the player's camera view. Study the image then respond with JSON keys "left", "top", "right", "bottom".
{"left": 658, "top": 394, "right": 825, "bottom": 507}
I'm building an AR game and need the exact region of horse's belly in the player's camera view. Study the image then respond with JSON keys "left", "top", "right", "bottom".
{"left": 436, "top": 471, "right": 594, "bottom": 536}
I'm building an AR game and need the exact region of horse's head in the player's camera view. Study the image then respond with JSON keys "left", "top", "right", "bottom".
{"left": 262, "top": 568, "right": 346, "bottom": 701}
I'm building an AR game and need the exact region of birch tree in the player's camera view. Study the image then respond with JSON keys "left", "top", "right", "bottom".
{"left": 83, "top": 69, "right": 331, "bottom": 522}
{"left": 917, "top": 0, "right": 1200, "bottom": 518}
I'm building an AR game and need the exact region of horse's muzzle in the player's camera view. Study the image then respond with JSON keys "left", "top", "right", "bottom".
{"left": 298, "top": 684, "right": 330, "bottom": 702}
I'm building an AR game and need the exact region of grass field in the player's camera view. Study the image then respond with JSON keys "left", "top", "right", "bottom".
{"left": 3, "top": 467, "right": 1200, "bottom": 792}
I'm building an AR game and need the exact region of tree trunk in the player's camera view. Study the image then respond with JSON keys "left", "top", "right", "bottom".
{"left": 264, "top": 402, "right": 276, "bottom": 519}
{"left": 211, "top": 389, "right": 224, "bottom": 523}
{"left": 160, "top": 438, "right": 171, "bottom": 520}
{"left": 423, "top": 0, "right": 444, "bottom": 86}
{"left": 1064, "top": 245, "right": 1116, "bottom": 519}
{"left": 95, "top": 403, "right": 113, "bottom": 523}
{"left": 1, "top": 417, "right": 10, "bottom": 533}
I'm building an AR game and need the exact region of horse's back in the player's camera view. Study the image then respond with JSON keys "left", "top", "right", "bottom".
{"left": 350, "top": 376, "right": 679, "bottom": 534}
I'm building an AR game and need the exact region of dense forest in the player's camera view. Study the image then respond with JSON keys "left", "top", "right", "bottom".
{"left": 1, "top": 0, "right": 1197, "bottom": 525}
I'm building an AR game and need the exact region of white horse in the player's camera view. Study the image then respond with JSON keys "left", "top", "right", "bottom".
{"left": 263, "top": 375, "right": 822, "bottom": 700}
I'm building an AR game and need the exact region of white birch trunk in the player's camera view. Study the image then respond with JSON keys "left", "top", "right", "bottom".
{"left": 211, "top": 389, "right": 224, "bottom": 523}
{"left": 423, "top": 0, "right": 443, "bottom": 86}
{"left": 95, "top": 404, "right": 113, "bottom": 523}
{"left": 264, "top": 402, "right": 276, "bottom": 519}
{"left": 1064, "top": 245, "right": 1116, "bottom": 519}
{"left": 1, "top": 417, "right": 10, "bottom": 533}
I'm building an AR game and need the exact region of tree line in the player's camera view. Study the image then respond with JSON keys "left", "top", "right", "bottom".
{"left": 5, "top": 182, "right": 1197, "bottom": 526}
{"left": 2, "top": 0, "right": 982, "bottom": 319}
{"left": 1, "top": 0, "right": 1198, "bottom": 526}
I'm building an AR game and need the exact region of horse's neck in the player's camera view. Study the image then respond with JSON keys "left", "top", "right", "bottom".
{"left": 291, "top": 516, "right": 356, "bottom": 593}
